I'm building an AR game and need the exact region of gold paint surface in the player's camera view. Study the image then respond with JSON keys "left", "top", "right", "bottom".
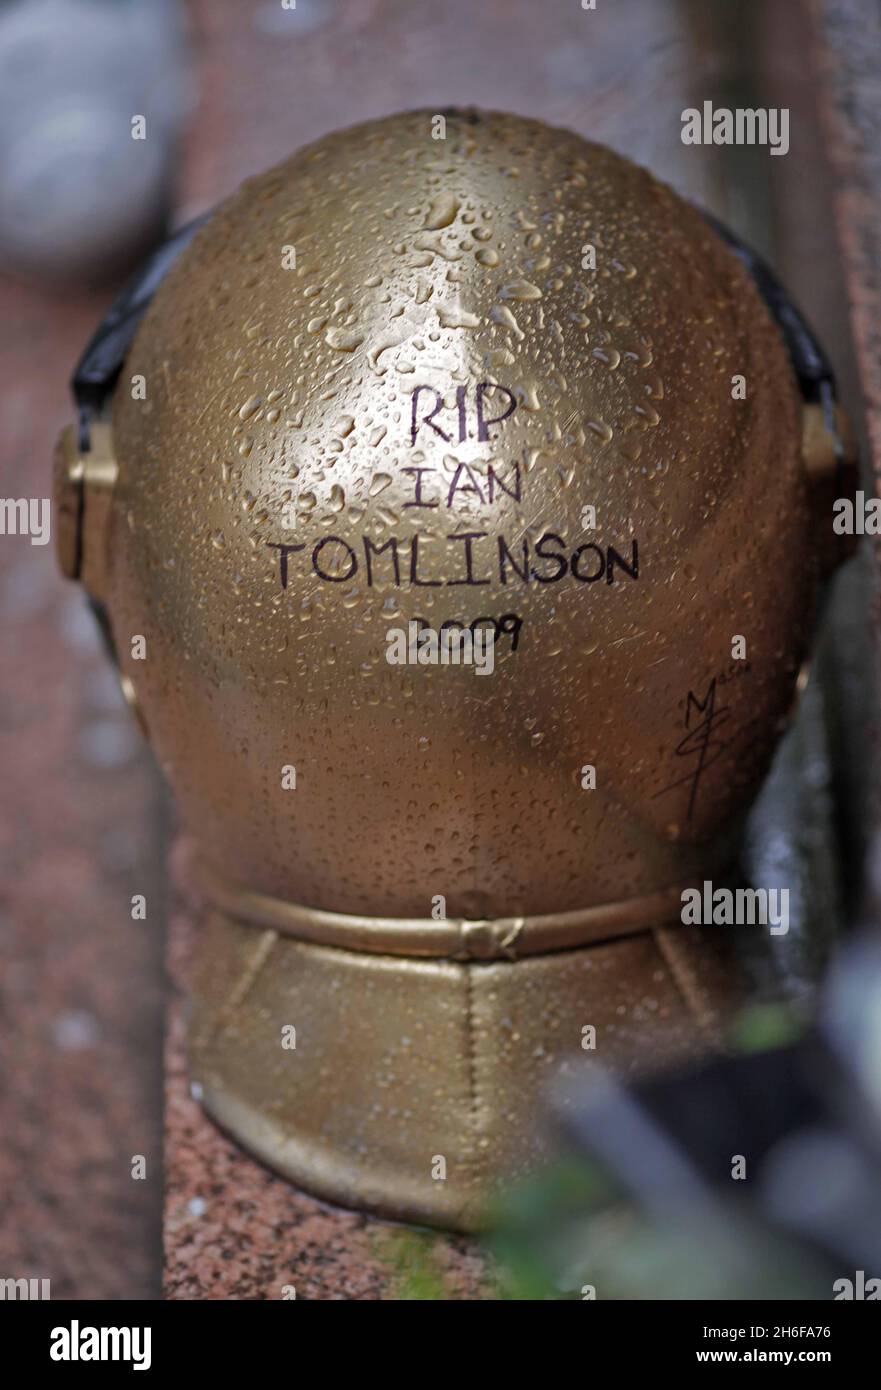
{"left": 191, "top": 913, "right": 741, "bottom": 1232}
{"left": 108, "top": 109, "right": 815, "bottom": 921}
{"left": 58, "top": 111, "right": 827, "bottom": 1226}
{"left": 196, "top": 863, "right": 722, "bottom": 958}
{"left": 54, "top": 421, "right": 117, "bottom": 593}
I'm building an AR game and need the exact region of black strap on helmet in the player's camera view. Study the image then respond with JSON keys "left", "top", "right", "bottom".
{"left": 701, "top": 211, "right": 833, "bottom": 404}
{"left": 72, "top": 213, "right": 209, "bottom": 451}
{"left": 700, "top": 211, "right": 850, "bottom": 505}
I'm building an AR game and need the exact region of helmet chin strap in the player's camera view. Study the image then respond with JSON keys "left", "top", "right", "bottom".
{"left": 194, "top": 859, "right": 713, "bottom": 959}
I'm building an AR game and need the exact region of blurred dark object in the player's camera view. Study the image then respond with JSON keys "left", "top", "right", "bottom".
{"left": 0, "top": 0, "right": 193, "bottom": 287}
{"left": 493, "top": 938, "right": 881, "bottom": 1299}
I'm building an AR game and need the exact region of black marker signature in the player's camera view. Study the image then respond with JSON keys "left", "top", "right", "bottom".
{"left": 653, "top": 676, "right": 734, "bottom": 822}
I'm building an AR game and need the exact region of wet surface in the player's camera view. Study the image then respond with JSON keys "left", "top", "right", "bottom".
{"left": 1, "top": 0, "right": 876, "bottom": 1300}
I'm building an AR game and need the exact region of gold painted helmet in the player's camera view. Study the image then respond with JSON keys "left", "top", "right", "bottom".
{"left": 55, "top": 110, "right": 853, "bottom": 1230}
